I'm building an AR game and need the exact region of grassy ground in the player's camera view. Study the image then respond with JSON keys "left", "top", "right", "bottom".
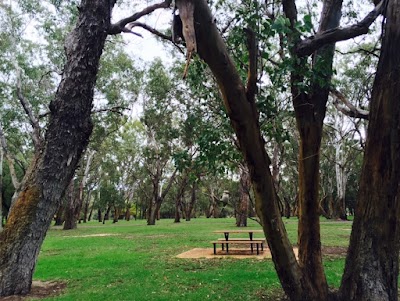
{"left": 33, "top": 217, "right": 351, "bottom": 301}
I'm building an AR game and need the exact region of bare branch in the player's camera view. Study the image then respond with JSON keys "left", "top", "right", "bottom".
{"left": 331, "top": 89, "right": 369, "bottom": 120}
{"left": 336, "top": 47, "right": 380, "bottom": 58}
{"left": 128, "top": 22, "right": 185, "bottom": 54}
{"left": 15, "top": 68, "right": 42, "bottom": 149}
{"left": 92, "top": 106, "right": 130, "bottom": 116}
{"left": 296, "top": 1, "right": 386, "bottom": 57}
{"left": 108, "top": 0, "right": 172, "bottom": 35}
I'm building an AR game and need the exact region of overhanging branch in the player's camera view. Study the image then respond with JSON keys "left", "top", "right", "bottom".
{"left": 331, "top": 89, "right": 369, "bottom": 120}
{"left": 296, "top": 1, "right": 386, "bottom": 57}
{"left": 108, "top": 0, "right": 172, "bottom": 35}
{"left": 127, "top": 22, "right": 185, "bottom": 54}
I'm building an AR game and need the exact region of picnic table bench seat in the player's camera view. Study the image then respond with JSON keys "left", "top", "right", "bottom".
{"left": 211, "top": 239, "right": 266, "bottom": 255}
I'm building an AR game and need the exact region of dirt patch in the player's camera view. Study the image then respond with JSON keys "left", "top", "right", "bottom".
{"left": 176, "top": 247, "right": 298, "bottom": 259}
{"left": 0, "top": 281, "right": 66, "bottom": 301}
{"left": 177, "top": 246, "right": 347, "bottom": 259}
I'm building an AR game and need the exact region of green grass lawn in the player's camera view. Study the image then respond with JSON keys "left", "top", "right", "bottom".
{"left": 33, "top": 217, "right": 351, "bottom": 301}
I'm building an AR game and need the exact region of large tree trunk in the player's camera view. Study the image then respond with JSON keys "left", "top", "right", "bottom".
{"left": 236, "top": 164, "right": 250, "bottom": 227}
{"left": 0, "top": 1, "right": 112, "bottom": 296}
{"left": 147, "top": 197, "right": 161, "bottom": 225}
{"left": 339, "top": 3, "right": 400, "bottom": 300}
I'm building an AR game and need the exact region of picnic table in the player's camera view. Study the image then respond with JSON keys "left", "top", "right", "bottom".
{"left": 213, "top": 229, "right": 264, "bottom": 240}
{"left": 211, "top": 229, "right": 265, "bottom": 255}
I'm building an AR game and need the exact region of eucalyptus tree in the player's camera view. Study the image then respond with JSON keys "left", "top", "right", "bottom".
{"left": 140, "top": 59, "right": 182, "bottom": 225}
{"left": 0, "top": 0, "right": 168, "bottom": 296}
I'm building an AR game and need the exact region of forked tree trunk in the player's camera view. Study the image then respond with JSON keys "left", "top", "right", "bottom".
{"left": 0, "top": 0, "right": 112, "bottom": 296}
{"left": 283, "top": 0, "right": 343, "bottom": 297}
{"left": 236, "top": 164, "right": 250, "bottom": 227}
{"left": 339, "top": 3, "right": 400, "bottom": 300}
{"left": 174, "top": 175, "right": 188, "bottom": 223}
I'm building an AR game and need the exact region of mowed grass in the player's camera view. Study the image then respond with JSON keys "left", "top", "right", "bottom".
{"left": 34, "top": 217, "right": 352, "bottom": 301}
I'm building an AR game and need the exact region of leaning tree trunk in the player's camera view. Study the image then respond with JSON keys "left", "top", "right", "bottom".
{"left": 339, "top": 3, "right": 400, "bottom": 300}
{"left": 0, "top": 0, "right": 112, "bottom": 296}
{"left": 236, "top": 164, "right": 250, "bottom": 227}
{"left": 183, "top": 1, "right": 306, "bottom": 300}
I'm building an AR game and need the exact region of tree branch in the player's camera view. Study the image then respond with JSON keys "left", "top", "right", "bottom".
{"left": 296, "top": 1, "right": 385, "bottom": 57}
{"left": 0, "top": 122, "right": 21, "bottom": 189}
{"left": 108, "top": 0, "right": 172, "bottom": 35}
{"left": 92, "top": 106, "right": 130, "bottom": 115}
{"left": 15, "top": 68, "right": 42, "bottom": 149}
{"left": 282, "top": 0, "right": 298, "bottom": 28}
{"left": 127, "top": 22, "right": 185, "bottom": 54}
{"left": 245, "top": 28, "right": 258, "bottom": 104}
{"left": 331, "top": 89, "right": 369, "bottom": 120}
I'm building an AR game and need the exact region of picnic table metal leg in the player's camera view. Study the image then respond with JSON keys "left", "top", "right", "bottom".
{"left": 261, "top": 243, "right": 264, "bottom": 251}
{"left": 224, "top": 232, "right": 229, "bottom": 240}
{"left": 249, "top": 233, "right": 253, "bottom": 240}
{"left": 226, "top": 243, "right": 229, "bottom": 253}
{"left": 257, "top": 243, "right": 260, "bottom": 255}
{"left": 250, "top": 243, "right": 254, "bottom": 253}
{"left": 213, "top": 243, "right": 216, "bottom": 255}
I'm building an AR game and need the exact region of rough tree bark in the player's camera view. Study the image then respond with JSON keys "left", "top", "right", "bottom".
{"left": 339, "top": 2, "right": 400, "bottom": 300}
{"left": 0, "top": 0, "right": 113, "bottom": 296}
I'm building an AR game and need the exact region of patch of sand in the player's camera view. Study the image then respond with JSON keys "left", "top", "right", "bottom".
{"left": 177, "top": 246, "right": 347, "bottom": 259}
{"left": 176, "top": 247, "right": 299, "bottom": 259}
